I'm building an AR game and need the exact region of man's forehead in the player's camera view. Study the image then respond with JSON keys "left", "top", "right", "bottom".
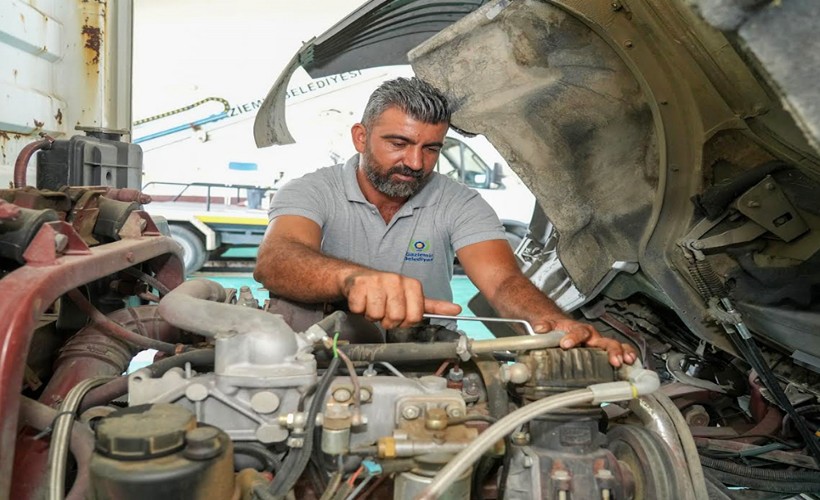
{"left": 370, "top": 106, "right": 449, "bottom": 130}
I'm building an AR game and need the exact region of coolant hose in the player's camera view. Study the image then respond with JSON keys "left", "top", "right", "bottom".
{"left": 159, "top": 279, "right": 298, "bottom": 338}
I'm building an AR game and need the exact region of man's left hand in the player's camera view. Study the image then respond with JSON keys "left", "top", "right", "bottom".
{"left": 533, "top": 318, "right": 637, "bottom": 368}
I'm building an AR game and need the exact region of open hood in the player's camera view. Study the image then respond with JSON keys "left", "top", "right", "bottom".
{"left": 253, "top": 0, "right": 485, "bottom": 147}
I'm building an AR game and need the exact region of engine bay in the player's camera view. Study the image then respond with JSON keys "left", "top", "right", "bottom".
{"left": 3, "top": 156, "right": 819, "bottom": 499}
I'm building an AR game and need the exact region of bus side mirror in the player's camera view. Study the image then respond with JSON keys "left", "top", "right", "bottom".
{"left": 491, "top": 162, "right": 505, "bottom": 187}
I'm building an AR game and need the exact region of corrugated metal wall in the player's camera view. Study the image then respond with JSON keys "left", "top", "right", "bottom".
{"left": 0, "top": 0, "right": 133, "bottom": 186}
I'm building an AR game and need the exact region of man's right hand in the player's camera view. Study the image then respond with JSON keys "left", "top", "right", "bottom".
{"left": 341, "top": 270, "right": 461, "bottom": 329}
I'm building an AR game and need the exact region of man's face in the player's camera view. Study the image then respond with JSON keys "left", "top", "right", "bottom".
{"left": 353, "top": 107, "right": 449, "bottom": 199}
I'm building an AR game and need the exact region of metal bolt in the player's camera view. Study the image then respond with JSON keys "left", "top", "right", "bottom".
{"left": 446, "top": 405, "right": 464, "bottom": 419}
{"left": 611, "top": 2, "right": 622, "bottom": 11}
{"left": 401, "top": 406, "right": 420, "bottom": 420}
{"left": 552, "top": 470, "right": 570, "bottom": 480}
{"left": 447, "top": 367, "right": 464, "bottom": 382}
{"left": 250, "top": 391, "right": 280, "bottom": 414}
{"left": 185, "top": 383, "right": 208, "bottom": 402}
{"left": 683, "top": 404, "right": 710, "bottom": 427}
{"left": 746, "top": 200, "right": 760, "bottom": 208}
{"left": 624, "top": 39, "right": 634, "bottom": 48}
{"left": 125, "top": 251, "right": 135, "bottom": 262}
{"left": 359, "top": 387, "right": 372, "bottom": 402}
{"left": 332, "top": 388, "right": 352, "bottom": 402}
{"left": 690, "top": 241, "right": 704, "bottom": 249}
{"left": 511, "top": 431, "right": 530, "bottom": 446}
{"left": 54, "top": 233, "right": 69, "bottom": 253}
{"left": 765, "top": 182, "right": 776, "bottom": 191}
{"left": 596, "top": 469, "right": 614, "bottom": 480}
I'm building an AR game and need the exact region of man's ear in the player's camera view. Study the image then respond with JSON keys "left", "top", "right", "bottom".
{"left": 351, "top": 123, "right": 367, "bottom": 154}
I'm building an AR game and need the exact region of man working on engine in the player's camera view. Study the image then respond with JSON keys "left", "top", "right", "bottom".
{"left": 254, "top": 77, "right": 635, "bottom": 367}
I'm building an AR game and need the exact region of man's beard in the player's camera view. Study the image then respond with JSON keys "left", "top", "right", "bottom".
{"left": 362, "top": 154, "right": 430, "bottom": 198}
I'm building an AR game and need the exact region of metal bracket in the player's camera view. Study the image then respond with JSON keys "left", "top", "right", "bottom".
{"left": 736, "top": 175, "right": 808, "bottom": 242}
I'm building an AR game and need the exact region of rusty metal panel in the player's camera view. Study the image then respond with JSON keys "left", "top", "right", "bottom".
{"left": 0, "top": 0, "right": 133, "bottom": 186}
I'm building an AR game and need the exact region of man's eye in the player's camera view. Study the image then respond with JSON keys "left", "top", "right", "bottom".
{"left": 390, "top": 141, "right": 406, "bottom": 148}
{"left": 426, "top": 146, "right": 441, "bottom": 153}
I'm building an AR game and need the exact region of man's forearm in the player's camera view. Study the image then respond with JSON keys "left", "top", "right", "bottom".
{"left": 487, "top": 274, "right": 567, "bottom": 327}
{"left": 254, "top": 239, "right": 369, "bottom": 303}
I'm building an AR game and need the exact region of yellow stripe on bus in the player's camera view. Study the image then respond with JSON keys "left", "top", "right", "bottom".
{"left": 195, "top": 215, "right": 269, "bottom": 225}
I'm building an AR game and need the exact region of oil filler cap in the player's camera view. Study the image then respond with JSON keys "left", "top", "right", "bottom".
{"left": 95, "top": 404, "right": 196, "bottom": 460}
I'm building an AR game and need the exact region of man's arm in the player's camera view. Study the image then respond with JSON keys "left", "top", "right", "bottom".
{"left": 254, "top": 215, "right": 460, "bottom": 328}
{"left": 457, "top": 239, "right": 636, "bottom": 367}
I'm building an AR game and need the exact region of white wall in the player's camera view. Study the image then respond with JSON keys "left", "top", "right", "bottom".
{"left": 133, "top": 0, "right": 366, "bottom": 119}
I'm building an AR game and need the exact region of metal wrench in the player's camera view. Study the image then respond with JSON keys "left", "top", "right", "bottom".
{"left": 423, "top": 313, "right": 537, "bottom": 336}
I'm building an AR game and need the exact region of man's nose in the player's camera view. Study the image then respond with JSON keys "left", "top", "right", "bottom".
{"left": 404, "top": 147, "right": 424, "bottom": 170}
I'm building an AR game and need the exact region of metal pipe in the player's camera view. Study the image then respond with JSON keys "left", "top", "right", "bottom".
{"left": 470, "top": 331, "right": 563, "bottom": 353}
{"left": 13, "top": 135, "right": 54, "bottom": 188}
{"left": 47, "top": 376, "right": 113, "bottom": 500}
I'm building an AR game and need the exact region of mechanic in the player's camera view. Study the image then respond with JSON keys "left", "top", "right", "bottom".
{"left": 254, "top": 77, "right": 636, "bottom": 367}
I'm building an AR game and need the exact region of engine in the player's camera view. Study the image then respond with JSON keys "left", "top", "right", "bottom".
{"left": 3, "top": 134, "right": 817, "bottom": 500}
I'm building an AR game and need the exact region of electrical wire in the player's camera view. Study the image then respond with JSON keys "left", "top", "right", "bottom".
{"left": 345, "top": 474, "right": 374, "bottom": 500}
{"left": 121, "top": 267, "right": 171, "bottom": 296}
{"left": 267, "top": 356, "right": 341, "bottom": 497}
{"left": 376, "top": 362, "right": 405, "bottom": 378}
{"left": 336, "top": 349, "right": 362, "bottom": 421}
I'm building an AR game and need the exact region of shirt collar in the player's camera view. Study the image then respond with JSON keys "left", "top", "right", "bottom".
{"left": 342, "top": 154, "right": 441, "bottom": 209}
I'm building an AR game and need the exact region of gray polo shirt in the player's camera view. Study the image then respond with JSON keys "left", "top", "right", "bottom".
{"left": 268, "top": 155, "right": 506, "bottom": 325}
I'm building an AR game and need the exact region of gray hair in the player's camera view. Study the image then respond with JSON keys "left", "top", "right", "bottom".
{"left": 361, "top": 77, "right": 451, "bottom": 128}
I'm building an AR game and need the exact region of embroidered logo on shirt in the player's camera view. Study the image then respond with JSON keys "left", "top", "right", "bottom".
{"left": 405, "top": 240, "right": 434, "bottom": 263}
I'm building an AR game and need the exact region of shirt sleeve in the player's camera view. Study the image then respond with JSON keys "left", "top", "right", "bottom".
{"left": 448, "top": 186, "right": 508, "bottom": 251}
{"left": 267, "top": 175, "right": 328, "bottom": 228}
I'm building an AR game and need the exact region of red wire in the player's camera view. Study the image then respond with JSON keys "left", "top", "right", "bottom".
{"left": 347, "top": 465, "right": 365, "bottom": 486}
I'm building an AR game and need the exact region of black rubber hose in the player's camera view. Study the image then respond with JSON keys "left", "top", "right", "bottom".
{"left": 739, "top": 332, "right": 820, "bottom": 462}
{"left": 233, "top": 442, "right": 283, "bottom": 473}
{"left": 705, "top": 468, "right": 820, "bottom": 494}
{"left": 699, "top": 456, "right": 820, "bottom": 482}
{"left": 338, "top": 342, "right": 458, "bottom": 363}
{"left": 79, "top": 349, "right": 215, "bottom": 412}
{"left": 267, "top": 356, "right": 341, "bottom": 497}
{"left": 702, "top": 470, "right": 739, "bottom": 500}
